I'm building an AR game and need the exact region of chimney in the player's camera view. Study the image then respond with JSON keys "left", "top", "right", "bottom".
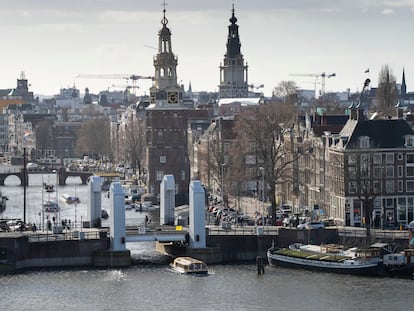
{"left": 357, "top": 108, "right": 364, "bottom": 121}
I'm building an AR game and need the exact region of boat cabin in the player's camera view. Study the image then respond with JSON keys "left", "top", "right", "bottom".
{"left": 170, "top": 257, "right": 208, "bottom": 274}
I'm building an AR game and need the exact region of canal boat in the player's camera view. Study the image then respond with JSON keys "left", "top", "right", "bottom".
{"left": 267, "top": 243, "right": 383, "bottom": 276}
{"left": 170, "top": 257, "right": 208, "bottom": 275}
{"left": 43, "top": 183, "right": 55, "bottom": 193}
{"left": 61, "top": 194, "right": 80, "bottom": 204}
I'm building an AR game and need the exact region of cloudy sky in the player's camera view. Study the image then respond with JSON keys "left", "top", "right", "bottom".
{"left": 0, "top": 0, "right": 414, "bottom": 97}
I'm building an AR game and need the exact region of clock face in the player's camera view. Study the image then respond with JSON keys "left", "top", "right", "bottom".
{"left": 168, "top": 91, "right": 178, "bottom": 104}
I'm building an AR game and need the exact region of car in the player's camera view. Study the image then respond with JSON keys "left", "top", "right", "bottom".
{"left": 297, "top": 221, "right": 325, "bottom": 230}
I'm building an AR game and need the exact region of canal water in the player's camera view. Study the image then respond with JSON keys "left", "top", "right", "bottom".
{"left": 1, "top": 174, "right": 414, "bottom": 310}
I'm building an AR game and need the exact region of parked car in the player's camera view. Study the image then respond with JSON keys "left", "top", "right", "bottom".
{"left": 297, "top": 221, "right": 325, "bottom": 230}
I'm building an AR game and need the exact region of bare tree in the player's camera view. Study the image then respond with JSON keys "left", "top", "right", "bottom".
{"left": 234, "top": 102, "right": 301, "bottom": 224}
{"left": 348, "top": 153, "right": 380, "bottom": 237}
{"left": 272, "top": 80, "right": 298, "bottom": 105}
{"left": 117, "top": 116, "right": 146, "bottom": 176}
{"left": 76, "top": 118, "right": 111, "bottom": 159}
{"left": 35, "top": 120, "right": 52, "bottom": 158}
{"left": 376, "top": 65, "right": 398, "bottom": 117}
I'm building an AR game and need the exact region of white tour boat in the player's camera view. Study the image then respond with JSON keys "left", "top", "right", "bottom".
{"left": 170, "top": 257, "right": 208, "bottom": 275}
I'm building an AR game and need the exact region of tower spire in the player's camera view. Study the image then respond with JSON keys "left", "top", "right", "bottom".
{"left": 401, "top": 67, "right": 407, "bottom": 96}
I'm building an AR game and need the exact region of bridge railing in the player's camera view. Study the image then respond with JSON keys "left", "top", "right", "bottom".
{"left": 206, "top": 225, "right": 279, "bottom": 236}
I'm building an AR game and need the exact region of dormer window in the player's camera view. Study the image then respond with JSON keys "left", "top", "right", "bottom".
{"left": 405, "top": 135, "right": 414, "bottom": 148}
{"left": 360, "top": 136, "right": 370, "bottom": 149}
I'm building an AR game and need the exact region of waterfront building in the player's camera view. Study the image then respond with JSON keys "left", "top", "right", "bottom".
{"left": 145, "top": 6, "right": 190, "bottom": 204}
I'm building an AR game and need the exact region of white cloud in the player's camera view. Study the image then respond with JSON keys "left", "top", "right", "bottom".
{"left": 381, "top": 8, "right": 395, "bottom": 15}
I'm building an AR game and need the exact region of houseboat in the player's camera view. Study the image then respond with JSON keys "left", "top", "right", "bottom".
{"left": 267, "top": 243, "right": 383, "bottom": 276}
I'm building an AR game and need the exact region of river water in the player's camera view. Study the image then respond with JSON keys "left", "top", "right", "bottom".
{"left": 1, "top": 174, "right": 414, "bottom": 310}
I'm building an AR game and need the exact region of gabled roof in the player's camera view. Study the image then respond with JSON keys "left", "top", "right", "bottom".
{"left": 341, "top": 119, "right": 414, "bottom": 149}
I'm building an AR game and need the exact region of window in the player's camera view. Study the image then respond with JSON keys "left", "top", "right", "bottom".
{"left": 160, "top": 156, "right": 166, "bottom": 164}
{"left": 360, "top": 136, "right": 370, "bottom": 148}
{"left": 373, "top": 153, "right": 382, "bottom": 165}
{"left": 386, "top": 181, "right": 394, "bottom": 193}
{"left": 181, "top": 170, "right": 185, "bottom": 181}
{"left": 407, "top": 153, "right": 414, "bottom": 164}
{"left": 407, "top": 167, "right": 414, "bottom": 177}
{"left": 407, "top": 181, "right": 414, "bottom": 192}
{"left": 348, "top": 166, "right": 356, "bottom": 179}
{"left": 405, "top": 135, "right": 414, "bottom": 148}
{"left": 398, "top": 166, "right": 403, "bottom": 178}
{"left": 386, "top": 166, "right": 394, "bottom": 178}
{"left": 398, "top": 153, "right": 403, "bottom": 160}
{"left": 373, "top": 167, "right": 382, "bottom": 178}
{"left": 348, "top": 154, "right": 357, "bottom": 165}
{"left": 373, "top": 181, "right": 381, "bottom": 193}
{"left": 349, "top": 182, "right": 356, "bottom": 194}
{"left": 386, "top": 153, "right": 394, "bottom": 164}
{"left": 398, "top": 180, "right": 403, "bottom": 193}
{"left": 245, "top": 155, "right": 256, "bottom": 165}
{"left": 156, "top": 170, "right": 164, "bottom": 181}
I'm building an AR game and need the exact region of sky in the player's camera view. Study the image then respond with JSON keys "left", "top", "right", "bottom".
{"left": 1, "top": 0, "right": 414, "bottom": 97}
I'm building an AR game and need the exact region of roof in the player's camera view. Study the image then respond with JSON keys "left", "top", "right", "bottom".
{"left": 341, "top": 118, "right": 414, "bottom": 149}
{"left": 218, "top": 97, "right": 261, "bottom": 106}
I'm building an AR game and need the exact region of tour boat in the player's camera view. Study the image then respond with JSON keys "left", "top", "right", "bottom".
{"left": 61, "top": 194, "right": 80, "bottom": 204}
{"left": 267, "top": 243, "right": 383, "bottom": 276}
{"left": 170, "top": 257, "right": 208, "bottom": 275}
{"left": 43, "top": 183, "right": 55, "bottom": 193}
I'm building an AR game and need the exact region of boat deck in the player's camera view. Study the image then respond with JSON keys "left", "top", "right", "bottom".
{"left": 275, "top": 248, "right": 351, "bottom": 262}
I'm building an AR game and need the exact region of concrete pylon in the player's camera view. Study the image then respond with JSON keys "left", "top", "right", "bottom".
{"left": 189, "top": 180, "right": 206, "bottom": 248}
{"left": 109, "top": 182, "right": 126, "bottom": 251}
{"left": 160, "top": 175, "right": 175, "bottom": 225}
{"left": 88, "top": 176, "right": 101, "bottom": 228}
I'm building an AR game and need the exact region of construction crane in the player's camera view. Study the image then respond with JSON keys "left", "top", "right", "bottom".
{"left": 76, "top": 74, "right": 154, "bottom": 94}
{"left": 289, "top": 72, "right": 335, "bottom": 97}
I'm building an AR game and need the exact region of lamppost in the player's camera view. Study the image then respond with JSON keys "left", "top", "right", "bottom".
{"left": 259, "top": 166, "right": 265, "bottom": 228}
{"left": 221, "top": 163, "right": 226, "bottom": 208}
{"left": 52, "top": 169, "right": 59, "bottom": 227}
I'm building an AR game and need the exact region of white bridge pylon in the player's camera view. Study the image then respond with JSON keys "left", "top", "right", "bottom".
{"left": 104, "top": 179, "right": 206, "bottom": 251}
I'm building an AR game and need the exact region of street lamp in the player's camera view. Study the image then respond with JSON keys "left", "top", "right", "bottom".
{"left": 259, "top": 166, "right": 265, "bottom": 228}
{"left": 221, "top": 163, "right": 226, "bottom": 209}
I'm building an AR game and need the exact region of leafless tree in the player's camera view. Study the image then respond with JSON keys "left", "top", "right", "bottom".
{"left": 272, "top": 80, "right": 298, "bottom": 105}
{"left": 234, "top": 102, "right": 302, "bottom": 224}
{"left": 376, "top": 64, "right": 398, "bottom": 117}
{"left": 34, "top": 120, "right": 52, "bottom": 158}
{"left": 76, "top": 118, "right": 111, "bottom": 159}
{"left": 117, "top": 116, "right": 146, "bottom": 176}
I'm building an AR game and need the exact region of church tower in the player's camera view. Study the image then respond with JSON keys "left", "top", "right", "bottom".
{"left": 401, "top": 68, "right": 407, "bottom": 97}
{"left": 218, "top": 4, "right": 249, "bottom": 98}
{"left": 146, "top": 5, "right": 189, "bottom": 205}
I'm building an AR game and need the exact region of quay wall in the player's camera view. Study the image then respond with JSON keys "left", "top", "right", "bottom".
{"left": 0, "top": 234, "right": 110, "bottom": 272}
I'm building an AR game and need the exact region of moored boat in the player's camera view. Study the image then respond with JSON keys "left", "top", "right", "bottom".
{"left": 267, "top": 243, "right": 383, "bottom": 276}
{"left": 170, "top": 257, "right": 208, "bottom": 275}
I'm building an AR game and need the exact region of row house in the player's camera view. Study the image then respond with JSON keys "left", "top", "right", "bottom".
{"left": 327, "top": 110, "right": 414, "bottom": 228}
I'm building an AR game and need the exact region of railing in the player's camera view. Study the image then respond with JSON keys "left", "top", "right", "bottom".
{"left": 337, "top": 227, "right": 409, "bottom": 240}
{"left": 206, "top": 224, "right": 280, "bottom": 236}
{"left": 28, "top": 229, "right": 104, "bottom": 243}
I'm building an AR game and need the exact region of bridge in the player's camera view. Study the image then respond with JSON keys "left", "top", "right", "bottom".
{"left": 0, "top": 167, "right": 93, "bottom": 186}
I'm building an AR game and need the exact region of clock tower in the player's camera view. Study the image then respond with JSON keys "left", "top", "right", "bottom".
{"left": 146, "top": 5, "right": 189, "bottom": 205}
{"left": 219, "top": 5, "right": 249, "bottom": 98}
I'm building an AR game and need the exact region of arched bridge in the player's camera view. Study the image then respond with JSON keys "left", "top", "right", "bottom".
{"left": 0, "top": 168, "right": 93, "bottom": 186}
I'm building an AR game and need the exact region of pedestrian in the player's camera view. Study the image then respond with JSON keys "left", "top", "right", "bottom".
{"left": 32, "top": 223, "right": 37, "bottom": 233}
{"left": 145, "top": 215, "right": 149, "bottom": 224}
